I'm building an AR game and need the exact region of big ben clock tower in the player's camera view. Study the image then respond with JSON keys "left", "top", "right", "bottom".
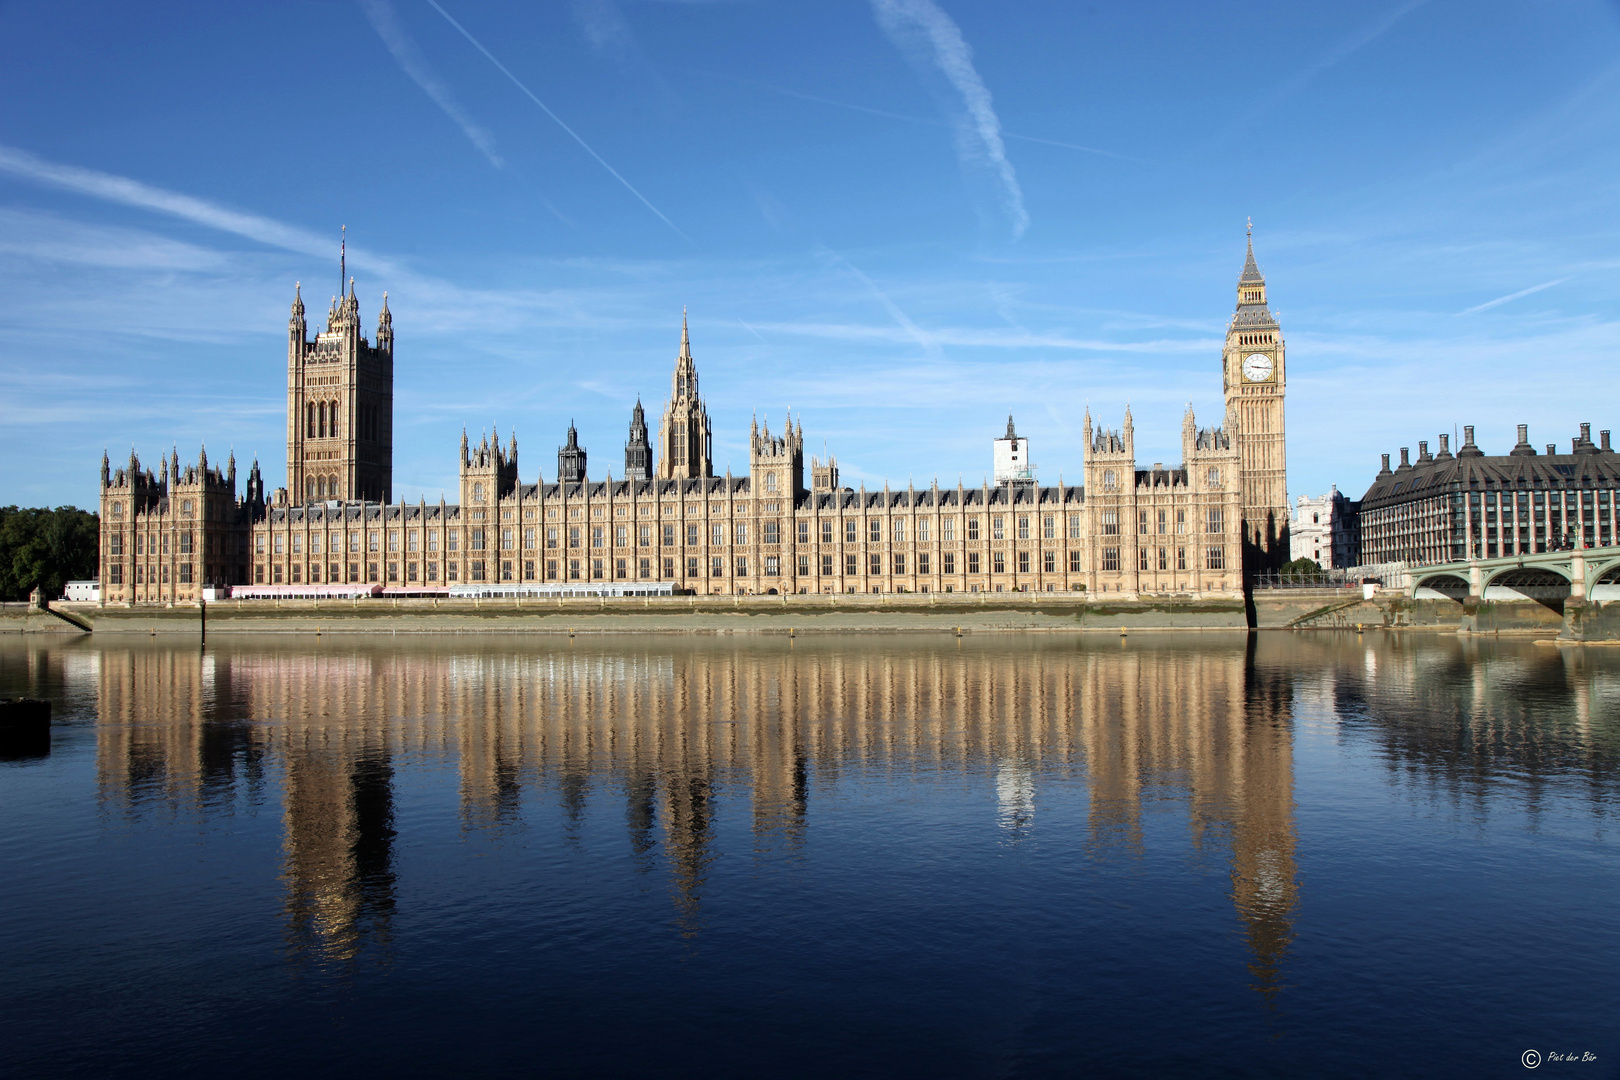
{"left": 1222, "top": 224, "right": 1288, "bottom": 574}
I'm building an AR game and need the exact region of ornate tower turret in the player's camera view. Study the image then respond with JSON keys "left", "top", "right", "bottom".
{"left": 376, "top": 291, "right": 393, "bottom": 353}
{"left": 749, "top": 412, "right": 804, "bottom": 499}
{"left": 657, "top": 310, "right": 713, "bottom": 479}
{"left": 558, "top": 421, "right": 587, "bottom": 485}
{"left": 246, "top": 458, "right": 265, "bottom": 510}
{"left": 460, "top": 427, "right": 519, "bottom": 507}
{"left": 624, "top": 399, "right": 652, "bottom": 481}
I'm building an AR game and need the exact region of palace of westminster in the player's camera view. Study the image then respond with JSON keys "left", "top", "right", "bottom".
{"left": 95, "top": 235, "right": 1291, "bottom": 602}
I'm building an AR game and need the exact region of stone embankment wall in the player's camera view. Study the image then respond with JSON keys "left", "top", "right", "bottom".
{"left": 70, "top": 594, "right": 1248, "bottom": 635}
{"left": 30, "top": 592, "right": 1606, "bottom": 637}
{"left": 1262, "top": 589, "right": 1575, "bottom": 636}
{"left": 0, "top": 602, "right": 89, "bottom": 635}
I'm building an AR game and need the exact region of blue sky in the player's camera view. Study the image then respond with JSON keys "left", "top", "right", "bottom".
{"left": 3, "top": 0, "right": 1620, "bottom": 510}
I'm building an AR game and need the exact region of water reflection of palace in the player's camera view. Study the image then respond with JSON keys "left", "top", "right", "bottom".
{"left": 72, "top": 633, "right": 1619, "bottom": 991}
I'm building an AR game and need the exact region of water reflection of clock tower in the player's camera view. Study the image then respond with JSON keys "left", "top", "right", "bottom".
{"left": 1222, "top": 228, "right": 1289, "bottom": 573}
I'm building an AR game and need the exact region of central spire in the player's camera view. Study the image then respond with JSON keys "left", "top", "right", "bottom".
{"left": 672, "top": 308, "right": 697, "bottom": 399}
{"left": 658, "top": 308, "right": 713, "bottom": 480}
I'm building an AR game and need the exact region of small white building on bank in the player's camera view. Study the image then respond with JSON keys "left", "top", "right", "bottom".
{"left": 1291, "top": 488, "right": 1359, "bottom": 568}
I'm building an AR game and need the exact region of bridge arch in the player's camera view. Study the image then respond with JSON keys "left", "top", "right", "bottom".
{"left": 1590, "top": 561, "right": 1620, "bottom": 601}
{"left": 1413, "top": 573, "right": 1469, "bottom": 601}
{"left": 1483, "top": 566, "right": 1570, "bottom": 609}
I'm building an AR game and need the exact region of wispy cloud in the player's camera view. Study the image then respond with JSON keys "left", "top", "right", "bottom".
{"left": 358, "top": 0, "right": 504, "bottom": 167}
{"left": 0, "top": 143, "right": 620, "bottom": 336}
{"left": 572, "top": 0, "right": 635, "bottom": 62}
{"left": 0, "top": 207, "right": 231, "bottom": 272}
{"left": 1457, "top": 278, "right": 1568, "bottom": 316}
{"left": 426, "top": 0, "right": 692, "bottom": 244}
{"left": 871, "top": 0, "right": 1028, "bottom": 240}
{"left": 0, "top": 143, "right": 345, "bottom": 262}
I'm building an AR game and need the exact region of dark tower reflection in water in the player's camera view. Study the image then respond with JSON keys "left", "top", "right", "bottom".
{"left": 624, "top": 771, "right": 659, "bottom": 865}
{"left": 281, "top": 742, "right": 397, "bottom": 965}
{"left": 664, "top": 772, "right": 715, "bottom": 936}
{"left": 1234, "top": 636, "right": 1299, "bottom": 1005}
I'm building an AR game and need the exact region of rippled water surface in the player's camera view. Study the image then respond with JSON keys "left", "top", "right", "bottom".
{"left": 2, "top": 632, "right": 1617, "bottom": 1078}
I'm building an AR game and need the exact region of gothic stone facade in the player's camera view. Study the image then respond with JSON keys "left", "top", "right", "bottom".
{"left": 97, "top": 238, "right": 1286, "bottom": 602}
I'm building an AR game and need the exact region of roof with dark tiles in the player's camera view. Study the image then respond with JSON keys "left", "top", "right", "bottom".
{"left": 1359, "top": 425, "right": 1620, "bottom": 511}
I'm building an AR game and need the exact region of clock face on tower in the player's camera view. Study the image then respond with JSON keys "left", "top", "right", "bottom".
{"left": 1242, "top": 352, "right": 1274, "bottom": 383}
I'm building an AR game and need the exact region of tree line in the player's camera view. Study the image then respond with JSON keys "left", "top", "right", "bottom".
{"left": 0, "top": 507, "right": 99, "bottom": 601}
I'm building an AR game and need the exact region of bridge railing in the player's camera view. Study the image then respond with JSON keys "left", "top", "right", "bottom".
{"left": 1251, "top": 571, "right": 1368, "bottom": 591}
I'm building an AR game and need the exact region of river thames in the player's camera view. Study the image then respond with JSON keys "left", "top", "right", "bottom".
{"left": 1, "top": 632, "right": 1616, "bottom": 1078}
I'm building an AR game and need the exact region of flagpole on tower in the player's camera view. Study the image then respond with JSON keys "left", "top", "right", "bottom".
{"left": 340, "top": 225, "right": 346, "bottom": 298}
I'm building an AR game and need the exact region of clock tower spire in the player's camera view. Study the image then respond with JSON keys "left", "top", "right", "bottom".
{"left": 1222, "top": 223, "right": 1289, "bottom": 576}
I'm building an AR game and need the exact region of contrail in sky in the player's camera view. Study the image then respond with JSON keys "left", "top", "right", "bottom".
{"left": 816, "top": 243, "right": 941, "bottom": 359}
{"left": 1457, "top": 278, "right": 1567, "bottom": 316}
{"left": 426, "top": 0, "right": 692, "bottom": 245}
{"left": 871, "top": 0, "right": 1028, "bottom": 240}
{"left": 1239, "top": 0, "right": 1428, "bottom": 129}
{"left": 359, "top": 0, "right": 504, "bottom": 167}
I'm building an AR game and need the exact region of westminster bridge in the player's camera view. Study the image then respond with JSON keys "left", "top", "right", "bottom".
{"left": 1407, "top": 543, "right": 1620, "bottom": 603}
{"left": 1401, "top": 543, "right": 1620, "bottom": 639}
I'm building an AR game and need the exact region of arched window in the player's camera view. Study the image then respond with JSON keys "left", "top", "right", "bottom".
{"left": 473, "top": 482, "right": 485, "bottom": 503}
{"left": 1207, "top": 467, "right": 1220, "bottom": 487}
{"left": 316, "top": 477, "right": 325, "bottom": 499}
{"left": 307, "top": 403, "right": 316, "bottom": 438}
{"left": 765, "top": 472, "right": 778, "bottom": 493}
{"left": 307, "top": 478, "right": 316, "bottom": 499}
{"left": 328, "top": 401, "right": 338, "bottom": 440}
{"left": 318, "top": 402, "right": 327, "bottom": 439}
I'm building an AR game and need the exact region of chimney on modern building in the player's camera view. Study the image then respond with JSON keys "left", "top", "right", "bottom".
{"left": 1510, "top": 423, "right": 1536, "bottom": 456}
